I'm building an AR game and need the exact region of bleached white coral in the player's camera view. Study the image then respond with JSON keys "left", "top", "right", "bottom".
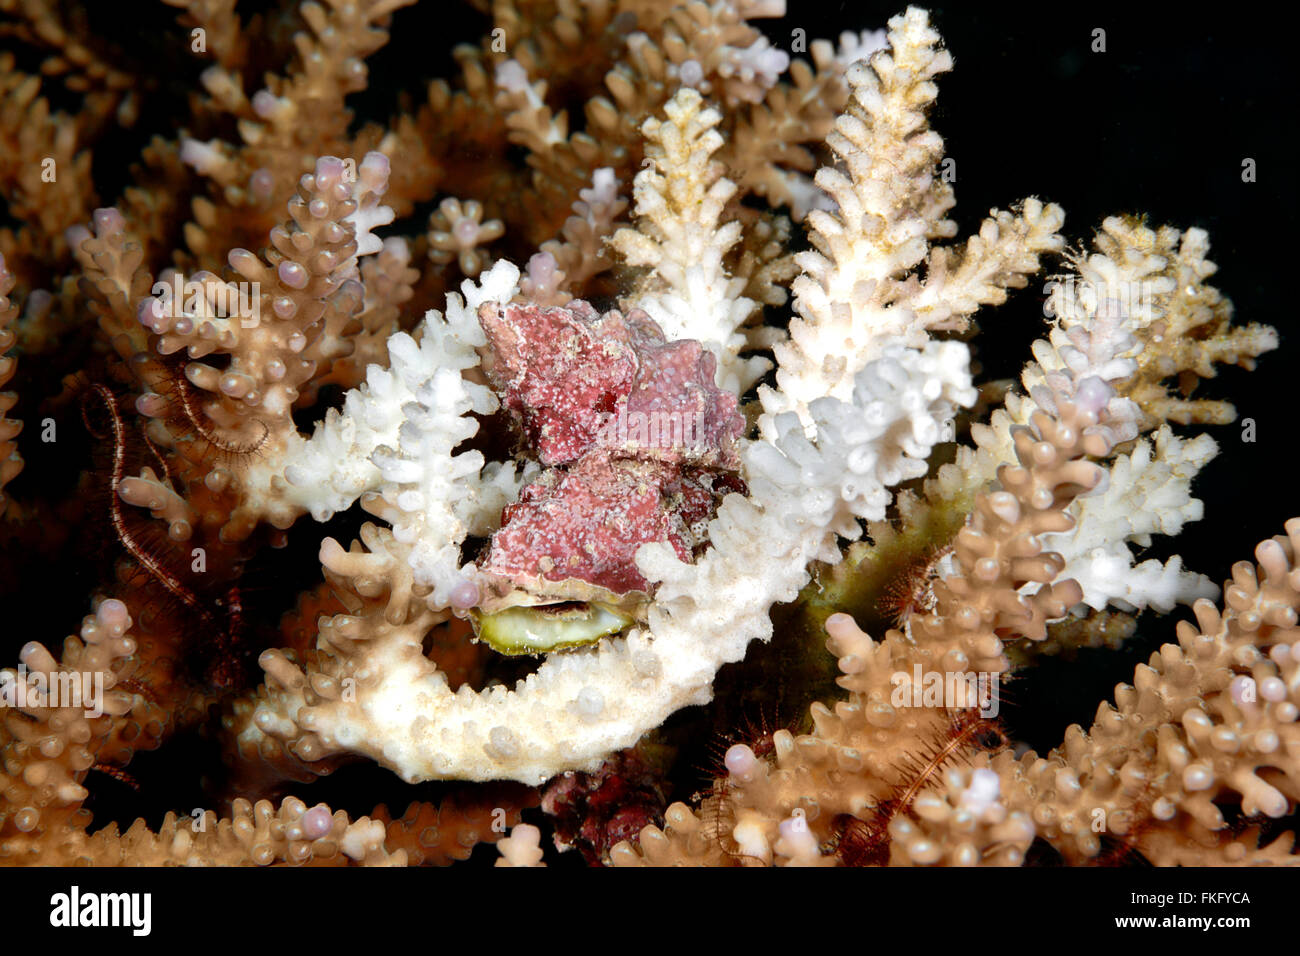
{"left": 244, "top": 261, "right": 526, "bottom": 606}
{"left": 230, "top": 7, "right": 1015, "bottom": 785}
{"left": 945, "top": 231, "right": 1222, "bottom": 619}
{"left": 759, "top": 8, "right": 1063, "bottom": 438}
{"left": 1039, "top": 427, "right": 1219, "bottom": 613}
{"left": 611, "top": 88, "right": 765, "bottom": 393}
{"left": 716, "top": 37, "right": 790, "bottom": 104}
{"left": 834, "top": 28, "right": 890, "bottom": 67}
{"left": 244, "top": 333, "right": 974, "bottom": 784}
{"left": 1064, "top": 216, "right": 1278, "bottom": 428}
{"left": 233, "top": 6, "right": 1229, "bottom": 789}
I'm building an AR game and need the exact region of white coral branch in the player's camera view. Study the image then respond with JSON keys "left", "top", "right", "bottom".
{"left": 760, "top": 8, "right": 1062, "bottom": 439}
{"left": 611, "top": 88, "right": 764, "bottom": 393}
{"left": 243, "top": 261, "right": 525, "bottom": 606}
{"left": 1039, "top": 428, "right": 1220, "bottom": 613}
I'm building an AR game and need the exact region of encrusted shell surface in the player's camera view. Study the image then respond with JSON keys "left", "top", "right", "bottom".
{"left": 472, "top": 300, "right": 746, "bottom": 652}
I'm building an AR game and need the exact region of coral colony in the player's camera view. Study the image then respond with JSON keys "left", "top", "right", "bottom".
{"left": 0, "top": 0, "right": 1292, "bottom": 868}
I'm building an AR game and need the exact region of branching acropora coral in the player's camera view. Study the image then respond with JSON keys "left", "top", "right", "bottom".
{"left": 0, "top": 0, "right": 1287, "bottom": 866}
